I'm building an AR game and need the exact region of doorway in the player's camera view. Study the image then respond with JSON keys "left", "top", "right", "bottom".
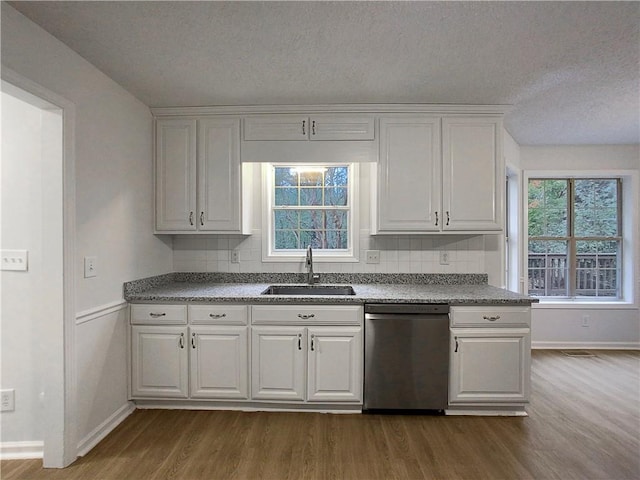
{"left": 1, "top": 72, "right": 76, "bottom": 468}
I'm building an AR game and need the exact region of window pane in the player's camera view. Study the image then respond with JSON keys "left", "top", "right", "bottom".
{"left": 528, "top": 179, "right": 567, "bottom": 236}
{"left": 299, "top": 171, "right": 323, "bottom": 187}
{"left": 327, "top": 230, "right": 348, "bottom": 249}
{"left": 300, "top": 210, "right": 324, "bottom": 229}
{"left": 274, "top": 210, "right": 299, "bottom": 230}
{"left": 300, "top": 230, "right": 324, "bottom": 249}
{"left": 325, "top": 187, "right": 348, "bottom": 206}
{"left": 275, "top": 230, "right": 299, "bottom": 249}
{"left": 326, "top": 210, "right": 348, "bottom": 229}
{"left": 575, "top": 240, "right": 619, "bottom": 297}
{"left": 275, "top": 187, "right": 298, "bottom": 206}
{"left": 325, "top": 167, "right": 348, "bottom": 186}
{"left": 274, "top": 168, "right": 298, "bottom": 187}
{"left": 300, "top": 188, "right": 322, "bottom": 206}
{"left": 574, "top": 179, "right": 619, "bottom": 237}
{"left": 527, "top": 240, "right": 568, "bottom": 296}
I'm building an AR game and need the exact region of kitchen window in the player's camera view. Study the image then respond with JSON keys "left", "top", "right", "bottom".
{"left": 263, "top": 164, "right": 358, "bottom": 261}
{"left": 527, "top": 178, "right": 622, "bottom": 299}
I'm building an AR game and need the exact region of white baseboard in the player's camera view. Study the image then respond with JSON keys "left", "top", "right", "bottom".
{"left": 0, "top": 441, "right": 44, "bottom": 460}
{"left": 532, "top": 341, "right": 640, "bottom": 350}
{"left": 76, "top": 402, "right": 135, "bottom": 457}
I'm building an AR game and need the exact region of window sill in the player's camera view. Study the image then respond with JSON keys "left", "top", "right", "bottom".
{"left": 532, "top": 299, "right": 638, "bottom": 310}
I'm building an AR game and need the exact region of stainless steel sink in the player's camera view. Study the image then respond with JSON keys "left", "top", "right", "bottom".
{"left": 261, "top": 285, "right": 356, "bottom": 296}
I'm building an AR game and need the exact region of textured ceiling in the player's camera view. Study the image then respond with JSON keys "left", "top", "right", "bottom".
{"left": 7, "top": 1, "right": 640, "bottom": 145}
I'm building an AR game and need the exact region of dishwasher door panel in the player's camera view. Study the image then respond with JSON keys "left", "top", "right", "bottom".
{"left": 364, "top": 314, "right": 449, "bottom": 410}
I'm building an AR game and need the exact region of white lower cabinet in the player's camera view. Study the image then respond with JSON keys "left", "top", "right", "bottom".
{"left": 131, "top": 325, "right": 189, "bottom": 398}
{"left": 190, "top": 326, "right": 249, "bottom": 399}
{"left": 251, "top": 311, "right": 363, "bottom": 404}
{"left": 449, "top": 306, "right": 531, "bottom": 407}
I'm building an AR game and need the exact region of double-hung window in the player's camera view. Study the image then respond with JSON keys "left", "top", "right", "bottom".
{"left": 264, "top": 164, "right": 356, "bottom": 260}
{"left": 527, "top": 178, "right": 622, "bottom": 298}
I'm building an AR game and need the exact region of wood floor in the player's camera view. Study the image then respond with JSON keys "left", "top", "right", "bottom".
{"left": 2, "top": 350, "right": 639, "bottom": 480}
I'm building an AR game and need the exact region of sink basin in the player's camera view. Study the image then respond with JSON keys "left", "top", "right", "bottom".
{"left": 261, "top": 285, "right": 356, "bottom": 296}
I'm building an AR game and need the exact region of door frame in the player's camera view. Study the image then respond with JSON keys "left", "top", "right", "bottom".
{"left": 1, "top": 66, "right": 78, "bottom": 467}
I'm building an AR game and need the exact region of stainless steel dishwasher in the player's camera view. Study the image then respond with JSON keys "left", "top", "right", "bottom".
{"left": 363, "top": 303, "right": 450, "bottom": 412}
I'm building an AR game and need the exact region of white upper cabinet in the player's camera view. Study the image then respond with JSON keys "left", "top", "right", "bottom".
{"left": 243, "top": 114, "right": 375, "bottom": 141}
{"left": 155, "top": 119, "right": 197, "bottom": 231}
{"left": 155, "top": 117, "right": 249, "bottom": 234}
{"left": 198, "top": 118, "right": 242, "bottom": 232}
{"left": 374, "top": 116, "right": 441, "bottom": 232}
{"left": 373, "top": 115, "right": 504, "bottom": 234}
{"left": 442, "top": 117, "right": 503, "bottom": 231}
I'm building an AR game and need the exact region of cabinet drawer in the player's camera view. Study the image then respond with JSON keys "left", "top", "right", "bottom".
{"left": 251, "top": 305, "right": 363, "bottom": 325}
{"left": 189, "top": 305, "right": 248, "bottom": 325}
{"left": 450, "top": 306, "right": 530, "bottom": 327}
{"left": 130, "top": 304, "right": 187, "bottom": 325}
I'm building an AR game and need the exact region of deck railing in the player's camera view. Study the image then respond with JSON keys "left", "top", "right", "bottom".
{"left": 528, "top": 253, "right": 618, "bottom": 297}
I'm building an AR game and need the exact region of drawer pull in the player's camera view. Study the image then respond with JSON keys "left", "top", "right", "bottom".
{"left": 297, "top": 313, "right": 315, "bottom": 319}
{"left": 209, "top": 313, "right": 227, "bottom": 319}
{"left": 149, "top": 312, "right": 166, "bottom": 318}
{"left": 483, "top": 315, "right": 501, "bottom": 321}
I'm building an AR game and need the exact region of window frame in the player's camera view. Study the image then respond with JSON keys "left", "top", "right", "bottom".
{"left": 261, "top": 163, "right": 360, "bottom": 262}
{"left": 523, "top": 170, "right": 638, "bottom": 306}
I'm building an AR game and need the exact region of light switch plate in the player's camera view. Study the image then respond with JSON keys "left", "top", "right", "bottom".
{"left": 84, "top": 256, "right": 97, "bottom": 278}
{"left": 1, "top": 250, "right": 28, "bottom": 271}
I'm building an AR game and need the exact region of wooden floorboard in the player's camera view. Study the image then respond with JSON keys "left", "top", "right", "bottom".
{"left": 2, "top": 350, "right": 639, "bottom": 480}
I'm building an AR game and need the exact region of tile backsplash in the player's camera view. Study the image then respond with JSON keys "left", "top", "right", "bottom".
{"left": 173, "top": 230, "right": 487, "bottom": 275}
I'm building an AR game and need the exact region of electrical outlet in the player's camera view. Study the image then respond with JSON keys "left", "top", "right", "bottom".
{"left": 230, "top": 249, "right": 240, "bottom": 264}
{"left": 366, "top": 250, "right": 380, "bottom": 264}
{"left": 1, "top": 250, "right": 28, "bottom": 271}
{"left": 1, "top": 389, "right": 15, "bottom": 412}
{"left": 84, "top": 256, "right": 97, "bottom": 278}
{"left": 439, "top": 250, "right": 450, "bottom": 265}
{"left": 582, "top": 315, "right": 590, "bottom": 327}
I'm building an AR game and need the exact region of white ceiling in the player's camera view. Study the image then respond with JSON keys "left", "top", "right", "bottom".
{"left": 8, "top": 1, "right": 640, "bottom": 145}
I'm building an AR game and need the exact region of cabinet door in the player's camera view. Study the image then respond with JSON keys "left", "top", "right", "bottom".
{"left": 375, "top": 116, "right": 441, "bottom": 232}
{"left": 449, "top": 329, "right": 530, "bottom": 404}
{"left": 309, "top": 115, "right": 375, "bottom": 140}
{"left": 198, "top": 118, "right": 242, "bottom": 232}
{"left": 442, "top": 117, "right": 503, "bottom": 231}
{"left": 307, "top": 327, "right": 363, "bottom": 402}
{"left": 131, "top": 326, "right": 188, "bottom": 398}
{"left": 155, "top": 119, "right": 197, "bottom": 231}
{"left": 243, "top": 115, "right": 308, "bottom": 140}
{"left": 251, "top": 326, "right": 305, "bottom": 401}
{"left": 190, "top": 326, "right": 249, "bottom": 399}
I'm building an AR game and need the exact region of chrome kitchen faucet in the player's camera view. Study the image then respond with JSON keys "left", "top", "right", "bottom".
{"left": 306, "top": 245, "right": 320, "bottom": 285}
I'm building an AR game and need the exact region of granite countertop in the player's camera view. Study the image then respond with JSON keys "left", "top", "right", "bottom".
{"left": 124, "top": 273, "right": 537, "bottom": 305}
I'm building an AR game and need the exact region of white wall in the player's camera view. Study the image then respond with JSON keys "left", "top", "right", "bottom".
{"left": 521, "top": 144, "right": 640, "bottom": 348}
{"left": 1, "top": 3, "right": 173, "bottom": 458}
{"left": 173, "top": 162, "right": 505, "bottom": 285}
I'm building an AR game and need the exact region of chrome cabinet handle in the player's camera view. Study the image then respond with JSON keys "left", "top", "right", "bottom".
{"left": 435, "top": 211, "right": 439, "bottom": 226}
{"left": 200, "top": 212, "right": 204, "bottom": 226}
{"left": 454, "top": 336, "right": 459, "bottom": 353}
{"left": 191, "top": 333, "right": 196, "bottom": 349}
{"left": 298, "top": 333, "right": 302, "bottom": 350}
{"left": 302, "top": 120, "right": 306, "bottom": 135}
{"left": 179, "top": 333, "right": 185, "bottom": 349}
{"left": 312, "top": 120, "right": 316, "bottom": 135}
{"left": 189, "top": 211, "right": 194, "bottom": 226}
{"left": 297, "top": 313, "right": 315, "bottom": 319}
{"left": 310, "top": 334, "right": 315, "bottom": 351}
{"left": 149, "top": 312, "right": 166, "bottom": 318}
{"left": 446, "top": 211, "right": 450, "bottom": 226}
{"left": 483, "top": 315, "right": 501, "bottom": 321}
{"left": 209, "top": 313, "right": 227, "bottom": 319}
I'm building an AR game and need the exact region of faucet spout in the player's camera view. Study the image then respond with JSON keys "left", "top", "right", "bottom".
{"left": 306, "top": 245, "right": 319, "bottom": 284}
